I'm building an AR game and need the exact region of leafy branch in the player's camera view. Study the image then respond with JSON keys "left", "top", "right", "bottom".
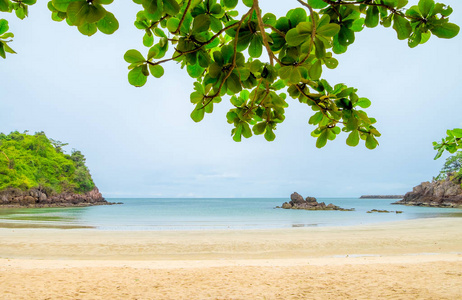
{"left": 1, "top": 0, "right": 459, "bottom": 152}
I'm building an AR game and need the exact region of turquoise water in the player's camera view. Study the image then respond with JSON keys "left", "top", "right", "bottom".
{"left": 0, "top": 198, "right": 461, "bottom": 230}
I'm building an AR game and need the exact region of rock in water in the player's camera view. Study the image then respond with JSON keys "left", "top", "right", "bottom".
{"left": 393, "top": 179, "right": 462, "bottom": 208}
{"left": 290, "top": 192, "right": 305, "bottom": 204}
{"left": 281, "top": 192, "right": 354, "bottom": 211}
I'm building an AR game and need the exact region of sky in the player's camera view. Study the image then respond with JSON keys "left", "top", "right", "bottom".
{"left": 1, "top": 1, "right": 461, "bottom": 198}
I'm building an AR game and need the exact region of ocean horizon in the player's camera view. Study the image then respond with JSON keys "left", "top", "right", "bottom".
{"left": 1, "top": 197, "right": 461, "bottom": 230}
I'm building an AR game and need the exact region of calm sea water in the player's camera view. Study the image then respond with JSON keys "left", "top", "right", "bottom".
{"left": 0, "top": 198, "right": 461, "bottom": 230}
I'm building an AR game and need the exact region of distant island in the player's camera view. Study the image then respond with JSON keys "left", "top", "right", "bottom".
{"left": 360, "top": 195, "right": 404, "bottom": 199}
{"left": 0, "top": 131, "right": 114, "bottom": 208}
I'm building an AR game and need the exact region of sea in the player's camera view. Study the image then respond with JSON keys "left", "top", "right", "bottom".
{"left": 0, "top": 198, "right": 461, "bottom": 230}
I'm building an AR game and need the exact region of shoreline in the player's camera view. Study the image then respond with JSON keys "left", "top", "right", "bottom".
{"left": 1, "top": 218, "right": 461, "bottom": 299}
{"left": 0, "top": 217, "right": 461, "bottom": 260}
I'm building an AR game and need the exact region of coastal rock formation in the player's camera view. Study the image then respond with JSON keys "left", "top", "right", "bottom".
{"left": 0, "top": 187, "right": 115, "bottom": 208}
{"left": 366, "top": 209, "right": 403, "bottom": 214}
{"left": 280, "top": 192, "right": 354, "bottom": 211}
{"left": 392, "top": 179, "right": 462, "bottom": 208}
{"left": 360, "top": 195, "right": 404, "bottom": 199}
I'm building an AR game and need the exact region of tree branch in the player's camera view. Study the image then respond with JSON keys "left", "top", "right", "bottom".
{"left": 296, "top": 0, "right": 317, "bottom": 66}
{"left": 201, "top": 8, "right": 255, "bottom": 107}
{"left": 173, "top": 0, "right": 192, "bottom": 34}
{"left": 253, "top": 0, "right": 281, "bottom": 66}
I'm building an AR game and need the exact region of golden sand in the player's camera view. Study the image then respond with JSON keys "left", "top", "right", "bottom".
{"left": 0, "top": 218, "right": 461, "bottom": 299}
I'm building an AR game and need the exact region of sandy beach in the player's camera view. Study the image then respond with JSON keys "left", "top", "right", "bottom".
{"left": 0, "top": 218, "right": 461, "bottom": 299}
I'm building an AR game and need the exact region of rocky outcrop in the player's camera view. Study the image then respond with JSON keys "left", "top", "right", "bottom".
{"left": 360, "top": 195, "right": 404, "bottom": 199}
{"left": 279, "top": 192, "right": 354, "bottom": 211}
{"left": 0, "top": 187, "right": 117, "bottom": 208}
{"left": 392, "top": 179, "right": 462, "bottom": 208}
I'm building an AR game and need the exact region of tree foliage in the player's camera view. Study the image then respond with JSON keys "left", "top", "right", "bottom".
{"left": 435, "top": 151, "right": 462, "bottom": 183}
{"left": 0, "top": 131, "right": 96, "bottom": 194}
{"left": 433, "top": 128, "right": 462, "bottom": 159}
{"left": 1, "top": 0, "right": 460, "bottom": 152}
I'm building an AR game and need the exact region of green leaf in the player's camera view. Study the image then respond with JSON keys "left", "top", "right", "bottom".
{"left": 418, "top": 0, "right": 435, "bottom": 18}
{"left": 2, "top": 41, "right": 15, "bottom": 54}
{"left": 253, "top": 122, "right": 266, "bottom": 135}
{"left": 226, "top": 72, "right": 242, "bottom": 94}
{"left": 223, "top": 0, "right": 238, "bottom": 9}
{"left": 149, "top": 64, "right": 164, "bottom": 78}
{"left": 0, "top": 43, "right": 5, "bottom": 59}
{"left": 163, "top": 0, "right": 180, "bottom": 16}
{"left": 289, "top": 8, "right": 307, "bottom": 27}
{"left": 0, "top": 0, "right": 9, "bottom": 12}
{"left": 167, "top": 17, "right": 179, "bottom": 33}
{"left": 309, "top": 60, "right": 322, "bottom": 80}
{"left": 346, "top": 130, "right": 360, "bottom": 147}
{"left": 191, "top": 104, "right": 205, "bottom": 122}
{"left": 249, "top": 35, "right": 262, "bottom": 58}
{"left": 97, "top": 12, "right": 119, "bottom": 35}
{"left": 143, "top": 32, "right": 154, "bottom": 47}
{"left": 78, "top": 22, "right": 97, "bottom": 36}
{"left": 356, "top": 97, "right": 371, "bottom": 108}
{"left": 85, "top": 4, "right": 107, "bottom": 23}
{"left": 333, "top": 35, "right": 347, "bottom": 54}
{"left": 0, "top": 19, "right": 8, "bottom": 35}
{"left": 324, "top": 57, "right": 338, "bottom": 69}
{"left": 393, "top": 15, "right": 412, "bottom": 40}
{"left": 264, "top": 126, "right": 276, "bottom": 141}
{"left": 263, "top": 13, "right": 276, "bottom": 26}
{"left": 365, "top": 6, "right": 379, "bottom": 28}
{"left": 451, "top": 129, "right": 462, "bottom": 138}
{"left": 210, "top": 16, "right": 222, "bottom": 33}
{"left": 143, "top": 0, "right": 161, "bottom": 15}
{"left": 308, "top": 112, "right": 323, "bottom": 125}
{"left": 431, "top": 23, "right": 460, "bottom": 39}
{"left": 52, "top": 0, "right": 74, "bottom": 13}
{"left": 317, "top": 24, "right": 340, "bottom": 37}
{"left": 289, "top": 67, "right": 301, "bottom": 84}
{"left": 316, "top": 130, "right": 328, "bottom": 148}
{"left": 15, "top": 7, "right": 27, "bottom": 20}
{"left": 365, "top": 134, "right": 377, "bottom": 149}
{"left": 337, "top": 26, "right": 355, "bottom": 46}
{"left": 242, "top": 123, "right": 252, "bottom": 139}
{"left": 408, "top": 29, "right": 422, "bottom": 48}
{"left": 197, "top": 51, "right": 210, "bottom": 68}
{"left": 190, "top": 91, "right": 203, "bottom": 104}
{"left": 128, "top": 66, "right": 148, "bottom": 87}
{"left": 242, "top": 0, "right": 253, "bottom": 8}
{"left": 187, "top": 63, "right": 205, "bottom": 78}
{"left": 67, "top": 1, "right": 90, "bottom": 26}
{"left": 124, "top": 49, "right": 145, "bottom": 63}
{"left": 308, "top": 0, "right": 328, "bottom": 9}
{"left": 285, "top": 27, "right": 310, "bottom": 47}
{"left": 192, "top": 14, "right": 210, "bottom": 34}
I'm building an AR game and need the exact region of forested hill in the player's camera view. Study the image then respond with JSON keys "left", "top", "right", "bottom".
{"left": 0, "top": 131, "right": 112, "bottom": 207}
{"left": 0, "top": 131, "right": 95, "bottom": 194}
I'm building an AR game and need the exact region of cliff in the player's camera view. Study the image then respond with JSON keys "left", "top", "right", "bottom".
{"left": 392, "top": 179, "right": 462, "bottom": 208}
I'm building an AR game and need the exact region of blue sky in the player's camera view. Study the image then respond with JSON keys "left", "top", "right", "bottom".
{"left": 2, "top": 1, "right": 461, "bottom": 198}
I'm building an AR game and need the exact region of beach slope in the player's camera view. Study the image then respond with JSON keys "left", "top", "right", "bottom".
{"left": 0, "top": 218, "right": 461, "bottom": 299}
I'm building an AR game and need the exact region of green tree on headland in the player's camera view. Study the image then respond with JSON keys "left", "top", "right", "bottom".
{"left": 0, "top": 0, "right": 460, "bottom": 154}
{"left": 0, "top": 131, "right": 96, "bottom": 194}
{"left": 435, "top": 151, "right": 462, "bottom": 183}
